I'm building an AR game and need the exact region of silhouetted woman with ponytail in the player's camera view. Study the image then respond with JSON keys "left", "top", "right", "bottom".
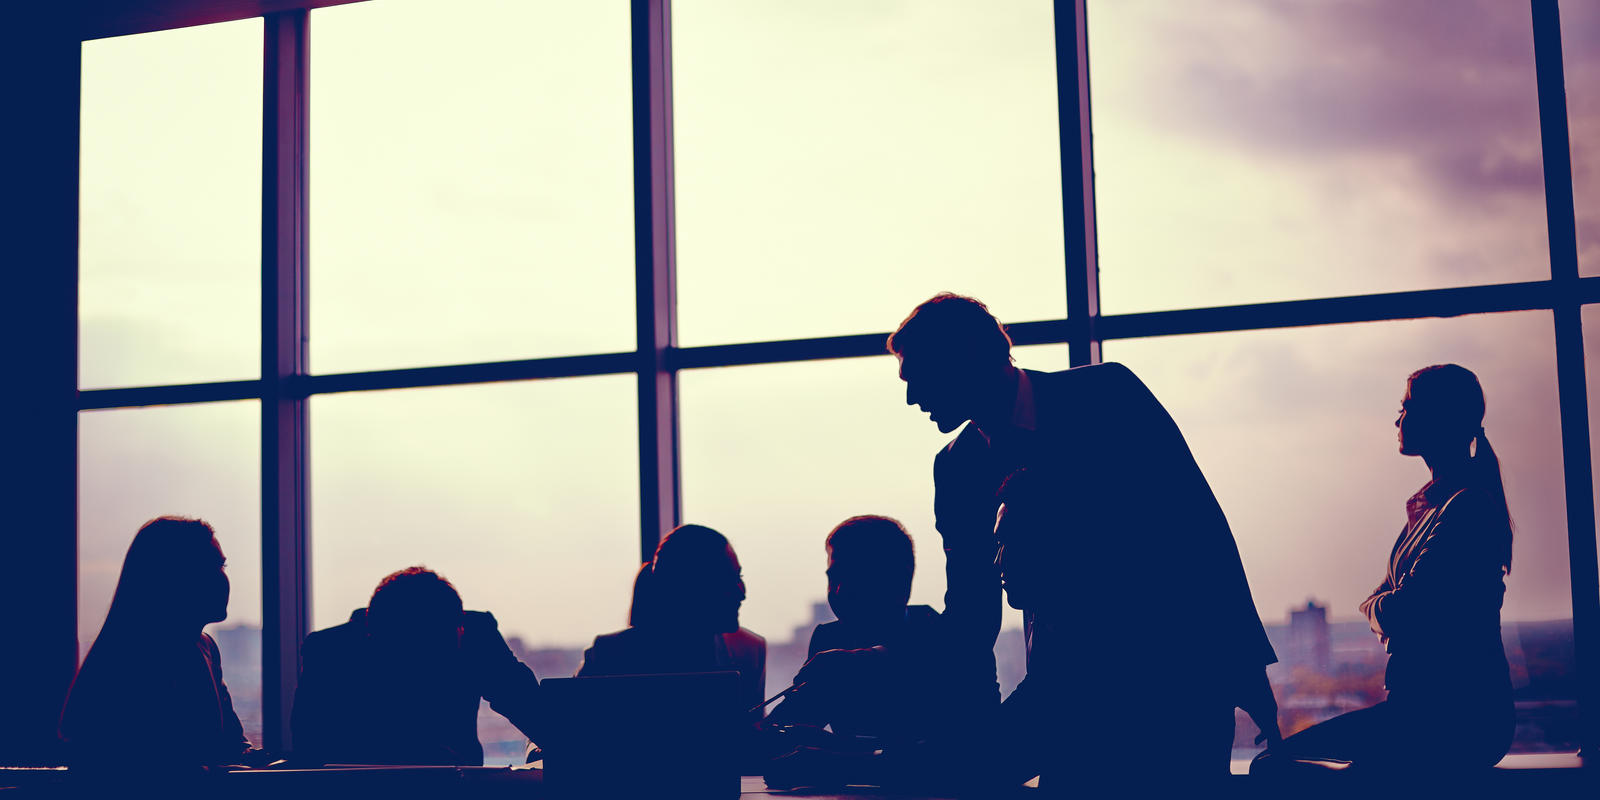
{"left": 60, "top": 517, "right": 255, "bottom": 772}
{"left": 1254, "top": 364, "right": 1515, "bottom": 775}
{"left": 577, "top": 524, "right": 766, "bottom": 715}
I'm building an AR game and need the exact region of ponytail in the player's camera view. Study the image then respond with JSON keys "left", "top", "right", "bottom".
{"left": 1474, "top": 429, "right": 1514, "bottom": 574}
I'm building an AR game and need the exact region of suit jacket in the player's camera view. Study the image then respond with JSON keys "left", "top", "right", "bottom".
{"left": 60, "top": 631, "right": 250, "bottom": 769}
{"left": 1360, "top": 482, "right": 1512, "bottom": 705}
{"left": 291, "top": 608, "right": 542, "bottom": 766}
{"left": 768, "top": 606, "right": 946, "bottom": 740}
{"left": 935, "top": 364, "right": 1275, "bottom": 708}
{"left": 577, "top": 626, "right": 767, "bottom": 716}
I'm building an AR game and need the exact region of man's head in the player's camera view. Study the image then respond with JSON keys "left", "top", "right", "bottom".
{"left": 888, "top": 293, "right": 1015, "bottom": 433}
{"left": 366, "top": 566, "right": 465, "bottom": 654}
{"left": 825, "top": 516, "right": 916, "bottom": 628}
{"left": 994, "top": 469, "right": 1063, "bottom": 612}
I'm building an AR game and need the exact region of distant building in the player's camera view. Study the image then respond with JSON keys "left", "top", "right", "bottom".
{"left": 1286, "top": 600, "right": 1332, "bottom": 674}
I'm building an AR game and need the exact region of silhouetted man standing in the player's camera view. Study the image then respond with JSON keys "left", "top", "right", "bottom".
{"left": 887, "top": 293, "right": 1279, "bottom": 781}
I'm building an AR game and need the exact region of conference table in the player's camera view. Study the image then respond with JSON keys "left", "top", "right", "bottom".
{"left": 0, "top": 753, "right": 1584, "bottom": 797}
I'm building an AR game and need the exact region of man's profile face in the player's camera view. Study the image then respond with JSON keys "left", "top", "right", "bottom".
{"left": 898, "top": 352, "right": 980, "bottom": 434}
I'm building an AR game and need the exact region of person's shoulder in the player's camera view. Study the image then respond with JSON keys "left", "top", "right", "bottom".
{"left": 463, "top": 610, "right": 501, "bottom": 632}
{"left": 1049, "top": 362, "right": 1142, "bottom": 391}
{"left": 1436, "top": 485, "right": 1498, "bottom": 521}
{"left": 305, "top": 615, "right": 366, "bottom": 650}
{"left": 728, "top": 627, "right": 766, "bottom": 647}
{"left": 587, "top": 628, "right": 636, "bottom": 653}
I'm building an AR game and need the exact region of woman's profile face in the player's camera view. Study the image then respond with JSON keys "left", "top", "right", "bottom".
{"left": 1395, "top": 381, "right": 1445, "bottom": 457}
{"left": 200, "top": 537, "right": 230, "bottom": 626}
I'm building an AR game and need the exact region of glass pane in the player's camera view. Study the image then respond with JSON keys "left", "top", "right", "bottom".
{"left": 79, "top": 20, "right": 262, "bottom": 389}
{"left": 673, "top": 0, "right": 1068, "bottom": 346}
{"left": 310, "top": 0, "right": 635, "bottom": 374}
{"left": 680, "top": 344, "right": 1068, "bottom": 699}
{"left": 1107, "top": 311, "right": 1576, "bottom": 757}
{"left": 1566, "top": 0, "right": 1600, "bottom": 276}
{"left": 310, "top": 376, "right": 638, "bottom": 764}
{"left": 78, "top": 401, "right": 263, "bottom": 746}
{"left": 1090, "top": 1, "right": 1551, "bottom": 313}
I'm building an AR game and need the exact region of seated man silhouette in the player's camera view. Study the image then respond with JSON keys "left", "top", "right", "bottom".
{"left": 770, "top": 469, "right": 1279, "bottom": 794}
{"left": 290, "top": 567, "right": 542, "bottom": 766}
{"left": 767, "top": 515, "right": 946, "bottom": 742}
{"left": 578, "top": 524, "right": 766, "bottom": 716}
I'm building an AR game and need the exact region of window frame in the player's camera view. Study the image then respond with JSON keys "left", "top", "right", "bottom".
{"left": 66, "top": 0, "right": 1599, "bottom": 759}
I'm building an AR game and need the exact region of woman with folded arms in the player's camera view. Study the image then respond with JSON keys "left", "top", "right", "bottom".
{"left": 1255, "top": 364, "right": 1515, "bottom": 774}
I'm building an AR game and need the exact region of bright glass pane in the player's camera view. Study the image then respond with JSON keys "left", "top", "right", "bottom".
{"left": 79, "top": 20, "right": 262, "bottom": 389}
{"left": 310, "top": 376, "right": 638, "bottom": 764}
{"left": 680, "top": 344, "right": 1067, "bottom": 698}
{"left": 78, "top": 401, "right": 263, "bottom": 746}
{"left": 1090, "top": 1, "right": 1550, "bottom": 313}
{"left": 673, "top": 0, "right": 1068, "bottom": 346}
{"left": 1108, "top": 311, "right": 1576, "bottom": 756}
{"left": 310, "top": 0, "right": 635, "bottom": 374}
{"left": 1566, "top": 0, "right": 1600, "bottom": 276}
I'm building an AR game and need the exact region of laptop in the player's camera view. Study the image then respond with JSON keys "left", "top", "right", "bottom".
{"left": 537, "top": 672, "right": 743, "bottom": 799}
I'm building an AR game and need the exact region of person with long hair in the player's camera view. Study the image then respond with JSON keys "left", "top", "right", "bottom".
{"left": 59, "top": 517, "right": 255, "bottom": 770}
{"left": 578, "top": 524, "right": 766, "bottom": 715}
{"left": 1255, "top": 363, "right": 1516, "bottom": 774}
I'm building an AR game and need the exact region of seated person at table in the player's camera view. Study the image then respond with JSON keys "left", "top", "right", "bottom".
{"left": 60, "top": 517, "right": 259, "bottom": 772}
{"left": 767, "top": 515, "right": 944, "bottom": 741}
{"left": 770, "top": 468, "right": 1279, "bottom": 794}
{"left": 290, "top": 566, "right": 542, "bottom": 766}
{"left": 578, "top": 524, "right": 766, "bottom": 716}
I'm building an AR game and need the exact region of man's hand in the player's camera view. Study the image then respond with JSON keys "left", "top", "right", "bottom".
{"left": 793, "top": 647, "right": 886, "bottom": 689}
{"left": 1240, "top": 668, "right": 1282, "bottom": 748}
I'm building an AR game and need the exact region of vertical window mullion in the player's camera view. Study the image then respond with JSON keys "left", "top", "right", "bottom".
{"left": 1531, "top": 0, "right": 1599, "bottom": 759}
{"left": 1055, "top": 0, "right": 1102, "bottom": 367}
{"left": 634, "top": 0, "right": 681, "bottom": 562}
{"left": 261, "top": 8, "right": 310, "bottom": 756}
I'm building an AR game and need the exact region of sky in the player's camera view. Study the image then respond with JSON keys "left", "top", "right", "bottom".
{"left": 76, "top": 0, "right": 1600, "bottom": 687}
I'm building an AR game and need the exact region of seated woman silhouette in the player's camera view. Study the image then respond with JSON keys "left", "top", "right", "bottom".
{"left": 59, "top": 517, "right": 256, "bottom": 771}
{"left": 1255, "top": 364, "right": 1515, "bottom": 774}
{"left": 578, "top": 524, "right": 766, "bottom": 715}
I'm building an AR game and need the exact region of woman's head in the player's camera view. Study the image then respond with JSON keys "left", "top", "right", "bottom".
{"left": 1397, "top": 364, "right": 1513, "bottom": 573}
{"left": 101, "top": 517, "right": 229, "bottom": 638}
{"left": 634, "top": 524, "right": 745, "bottom": 633}
{"left": 1397, "top": 364, "right": 1485, "bottom": 459}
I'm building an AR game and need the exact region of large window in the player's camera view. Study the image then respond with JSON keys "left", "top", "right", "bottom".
{"left": 71, "top": 0, "right": 1597, "bottom": 769}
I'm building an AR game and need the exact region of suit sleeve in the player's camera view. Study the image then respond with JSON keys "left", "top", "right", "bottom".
{"left": 1359, "top": 573, "right": 1396, "bottom": 638}
{"left": 1361, "top": 491, "right": 1503, "bottom": 641}
{"left": 932, "top": 445, "right": 1003, "bottom": 649}
{"left": 470, "top": 613, "right": 544, "bottom": 746}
